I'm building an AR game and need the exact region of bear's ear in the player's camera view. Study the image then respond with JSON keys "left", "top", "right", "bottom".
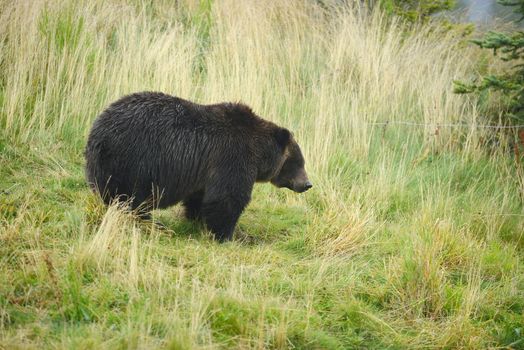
{"left": 274, "top": 128, "right": 291, "bottom": 149}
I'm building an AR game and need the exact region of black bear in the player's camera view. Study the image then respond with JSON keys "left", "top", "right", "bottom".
{"left": 85, "top": 92, "right": 312, "bottom": 241}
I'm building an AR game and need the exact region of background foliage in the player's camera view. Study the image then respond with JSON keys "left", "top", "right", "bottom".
{"left": 454, "top": 0, "right": 524, "bottom": 125}
{"left": 376, "top": 0, "right": 455, "bottom": 21}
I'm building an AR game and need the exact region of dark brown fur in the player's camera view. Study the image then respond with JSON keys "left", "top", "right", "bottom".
{"left": 85, "top": 92, "right": 311, "bottom": 241}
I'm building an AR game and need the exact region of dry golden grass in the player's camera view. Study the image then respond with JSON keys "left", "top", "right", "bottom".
{"left": 1, "top": 0, "right": 523, "bottom": 349}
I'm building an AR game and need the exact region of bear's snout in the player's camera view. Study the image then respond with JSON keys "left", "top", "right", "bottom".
{"left": 295, "top": 180, "right": 312, "bottom": 193}
{"left": 290, "top": 178, "right": 312, "bottom": 193}
{"left": 303, "top": 181, "right": 313, "bottom": 192}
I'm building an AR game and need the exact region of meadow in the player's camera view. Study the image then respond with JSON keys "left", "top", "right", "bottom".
{"left": 1, "top": 0, "right": 523, "bottom": 348}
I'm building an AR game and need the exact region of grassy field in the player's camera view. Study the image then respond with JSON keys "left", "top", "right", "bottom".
{"left": 1, "top": 0, "right": 523, "bottom": 348}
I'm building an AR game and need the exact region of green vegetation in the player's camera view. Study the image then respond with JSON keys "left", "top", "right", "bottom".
{"left": 377, "top": 0, "right": 455, "bottom": 21}
{"left": 454, "top": 0, "right": 524, "bottom": 124}
{"left": 1, "top": 0, "right": 523, "bottom": 348}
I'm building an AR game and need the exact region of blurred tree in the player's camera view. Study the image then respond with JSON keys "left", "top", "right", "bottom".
{"left": 454, "top": 0, "right": 524, "bottom": 124}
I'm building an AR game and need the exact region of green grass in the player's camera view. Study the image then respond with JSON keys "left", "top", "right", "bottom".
{"left": 1, "top": 0, "right": 523, "bottom": 349}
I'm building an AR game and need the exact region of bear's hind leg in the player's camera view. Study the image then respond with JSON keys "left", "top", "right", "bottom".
{"left": 182, "top": 191, "right": 204, "bottom": 221}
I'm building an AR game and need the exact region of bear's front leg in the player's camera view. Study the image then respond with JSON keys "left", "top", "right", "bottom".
{"left": 200, "top": 193, "right": 251, "bottom": 242}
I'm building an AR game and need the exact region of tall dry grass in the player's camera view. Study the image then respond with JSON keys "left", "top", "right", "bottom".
{"left": 1, "top": 0, "right": 481, "bottom": 151}
{"left": 1, "top": 0, "right": 522, "bottom": 349}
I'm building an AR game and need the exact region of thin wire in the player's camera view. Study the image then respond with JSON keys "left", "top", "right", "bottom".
{"left": 478, "top": 213, "right": 524, "bottom": 217}
{"left": 368, "top": 121, "right": 524, "bottom": 129}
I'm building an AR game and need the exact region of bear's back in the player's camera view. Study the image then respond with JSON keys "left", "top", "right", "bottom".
{"left": 97, "top": 92, "right": 266, "bottom": 134}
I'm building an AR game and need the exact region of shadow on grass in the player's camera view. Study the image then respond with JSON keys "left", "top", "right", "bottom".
{"left": 135, "top": 199, "right": 311, "bottom": 247}
{"left": 148, "top": 209, "right": 208, "bottom": 240}
{"left": 148, "top": 216, "right": 268, "bottom": 245}
{"left": 148, "top": 209, "right": 306, "bottom": 246}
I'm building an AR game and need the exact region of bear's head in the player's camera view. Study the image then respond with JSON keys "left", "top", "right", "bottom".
{"left": 270, "top": 128, "right": 312, "bottom": 193}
